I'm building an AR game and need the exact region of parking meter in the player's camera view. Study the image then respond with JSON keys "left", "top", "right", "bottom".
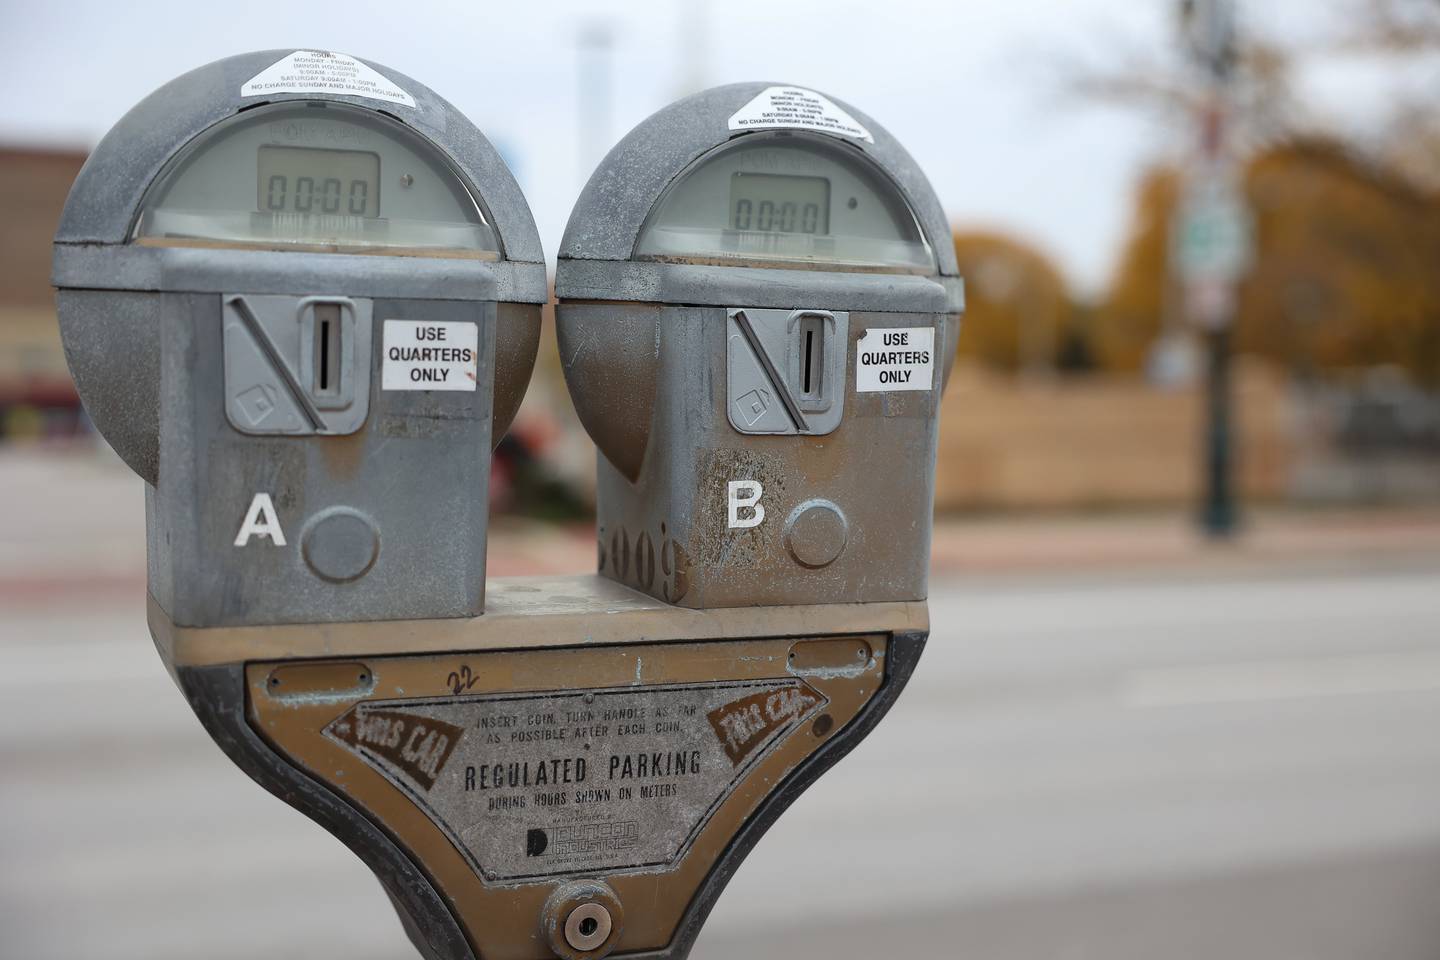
{"left": 56, "top": 64, "right": 960, "bottom": 960}
{"left": 53, "top": 49, "right": 545, "bottom": 956}
{"left": 55, "top": 50, "right": 546, "bottom": 625}
{"left": 555, "top": 83, "right": 963, "bottom": 608}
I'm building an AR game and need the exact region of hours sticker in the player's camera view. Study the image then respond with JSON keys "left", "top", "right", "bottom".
{"left": 855, "top": 327, "right": 935, "bottom": 392}
{"left": 241, "top": 50, "right": 417, "bottom": 107}
{"left": 727, "top": 86, "right": 874, "bottom": 143}
{"left": 382, "top": 320, "right": 478, "bottom": 391}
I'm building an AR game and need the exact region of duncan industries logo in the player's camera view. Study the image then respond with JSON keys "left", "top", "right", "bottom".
{"left": 525, "top": 821, "right": 641, "bottom": 858}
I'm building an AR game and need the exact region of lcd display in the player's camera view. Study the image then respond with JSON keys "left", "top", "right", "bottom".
{"left": 257, "top": 146, "right": 380, "bottom": 218}
{"left": 729, "top": 173, "right": 830, "bottom": 235}
{"left": 136, "top": 102, "right": 498, "bottom": 255}
{"left": 635, "top": 134, "right": 934, "bottom": 271}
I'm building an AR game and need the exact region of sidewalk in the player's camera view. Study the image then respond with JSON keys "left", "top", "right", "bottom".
{"left": 928, "top": 508, "right": 1440, "bottom": 577}
{"left": 3, "top": 447, "right": 1439, "bottom": 608}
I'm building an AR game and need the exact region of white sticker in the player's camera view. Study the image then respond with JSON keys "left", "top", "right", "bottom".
{"left": 382, "top": 320, "right": 478, "bottom": 392}
{"left": 855, "top": 328, "right": 935, "bottom": 393}
{"left": 241, "top": 50, "right": 416, "bottom": 107}
{"left": 727, "top": 86, "right": 874, "bottom": 143}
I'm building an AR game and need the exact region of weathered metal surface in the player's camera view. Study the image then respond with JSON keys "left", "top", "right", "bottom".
{"left": 555, "top": 85, "right": 962, "bottom": 610}
{"left": 323, "top": 677, "right": 827, "bottom": 882}
{"left": 557, "top": 82, "right": 958, "bottom": 279}
{"left": 494, "top": 302, "right": 543, "bottom": 442}
{"left": 556, "top": 260, "right": 958, "bottom": 313}
{"left": 583, "top": 306, "right": 943, "bottom": 608}
{"left": 554, "top": 302, "right": 661, "bottom": 482}
{"left": 54, "top": 50, "right": 544, "bottom": 264}
{"left": 53, "top": 50, "right": 545, "bottom": 499}
{"left": 64, "top": 63, "right": 949, "bottom": 960}
{"left": 544, "top": 880, "right": 624, "bottom": 960}
{"left": 148, "top": 574, "right": 929, "bottom": 668}
{"left": 244, "top": 630, "right": 898, "bottom": 960}
{"left": 146, "top": 293, "right": 494, "bottom": 626}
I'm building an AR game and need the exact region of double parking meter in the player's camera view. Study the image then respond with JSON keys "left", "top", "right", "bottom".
{"left": 55, "top": 58, "right": 962, "bottom": 960}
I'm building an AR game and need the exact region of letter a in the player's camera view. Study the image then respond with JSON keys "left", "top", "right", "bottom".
{"left": 727, "top": 480, "right": 765, "bottom": 530}
{"left": 234, "top": 492, "right": 287, "bottom": 546}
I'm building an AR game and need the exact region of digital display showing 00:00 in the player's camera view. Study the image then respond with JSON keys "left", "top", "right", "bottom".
{"left": 257, "top": 145, "right": 381, "bottom": 218}
{"left": 729, "top": 172, "right": 830, "bottom": 235}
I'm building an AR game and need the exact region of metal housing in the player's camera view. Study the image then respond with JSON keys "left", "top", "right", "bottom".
{"left": 54, "top": 49, "right": 547, "bottom": 483}
{"left": 556, "top": 82, "right": 964, "bottom": 609}
{"left": 53, "top": 51, "right": 546, "bottom": 625}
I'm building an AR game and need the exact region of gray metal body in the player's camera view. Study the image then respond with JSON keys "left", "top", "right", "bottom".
{"left": 556, "top": 83, "right": 964, "bottom": 609}
{"left": 53, "top": 51, "right": 547, "bottom": 624}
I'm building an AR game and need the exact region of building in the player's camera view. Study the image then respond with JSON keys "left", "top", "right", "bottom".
{"left": 0, "top": 147, "right": 88, "bottom": 440}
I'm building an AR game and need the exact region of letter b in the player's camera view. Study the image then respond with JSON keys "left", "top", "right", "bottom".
{"left": 727, "top": 480, "right": 764, "bottom": 530}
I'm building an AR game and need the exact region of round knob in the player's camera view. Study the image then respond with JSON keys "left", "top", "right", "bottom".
{"left": 301, "top": 507, "right": 380, "bottom": 583}
{"left": 783, "top": 499, "right": 849, "bottom": 569}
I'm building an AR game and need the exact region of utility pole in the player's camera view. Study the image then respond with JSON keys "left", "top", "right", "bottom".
{"left": 1174, "top": 0, "right": 1251, "bottom": 538}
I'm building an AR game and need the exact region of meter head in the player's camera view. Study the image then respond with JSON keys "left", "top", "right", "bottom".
{"left": 53, "top": 51, "right": 547, "bottom": 626}
{"left": 556, "top": 83, "right": 964, "bottom": 609}
{"left": 55, "top": 49, "right": 545, "bottom": 487}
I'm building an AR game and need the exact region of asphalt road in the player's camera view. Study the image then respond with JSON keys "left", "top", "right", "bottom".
{"left": 5, "top": 558, "right": 1440, "bottom": 960}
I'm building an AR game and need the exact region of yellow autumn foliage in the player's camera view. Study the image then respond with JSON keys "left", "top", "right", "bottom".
{"left": 1095, "top": 139, "right": 1440, "bottom": 384}
{"left": 951, "top": 231, "right": 1071, "bottom": 373}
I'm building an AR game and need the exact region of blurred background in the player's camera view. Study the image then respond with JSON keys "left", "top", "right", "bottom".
{"left": 4, "top": 0, "right": 1440, "bottom": 958}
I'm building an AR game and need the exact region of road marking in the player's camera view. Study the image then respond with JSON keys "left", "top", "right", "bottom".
{"left": 1122, "top": 651, "right": 1440, "bottom": 707}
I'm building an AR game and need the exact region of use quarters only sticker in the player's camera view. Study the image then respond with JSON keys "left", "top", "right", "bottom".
{"left": 382, "top": 320, "right": 478, "bottom": 391}
{"left": 855, "top": 327, "right": 935, "bottom": 392}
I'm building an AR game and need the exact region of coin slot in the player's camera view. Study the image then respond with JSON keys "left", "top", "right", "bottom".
{"left": 798, "top": 314, "right": 823, "bottom": 400}
{"left": 313, "top": 302, "right": 342, "bottom": 398}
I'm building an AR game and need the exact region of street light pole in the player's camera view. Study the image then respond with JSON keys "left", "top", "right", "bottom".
{"left": 1176, "top": 0, "right": 1248, "bottom": 538}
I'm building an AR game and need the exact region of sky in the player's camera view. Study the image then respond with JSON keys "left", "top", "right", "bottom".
{"left": 0, "top": 0, "right": 1387, "bottom": 296}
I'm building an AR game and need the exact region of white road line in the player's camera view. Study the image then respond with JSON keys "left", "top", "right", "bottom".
{"left": 1122, "top": 651, "right": 1440, "bottom": 707}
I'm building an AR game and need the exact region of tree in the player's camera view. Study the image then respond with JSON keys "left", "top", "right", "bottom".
{"left": 1092, "top": 168, "right": 1182, "bottom": 373}
{"left": 1241, "top": 140, "right": 1440, "bottom": 384}
{"left": 1097, "top": 140, "right": 1440, "bottom": 384}
{"left": 951, "top": 231, "right": 1073, "bottom": 374}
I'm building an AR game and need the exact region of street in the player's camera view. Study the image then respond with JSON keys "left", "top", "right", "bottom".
{"left": 4, "top": 539, "right": 1440, "bottom": 959}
